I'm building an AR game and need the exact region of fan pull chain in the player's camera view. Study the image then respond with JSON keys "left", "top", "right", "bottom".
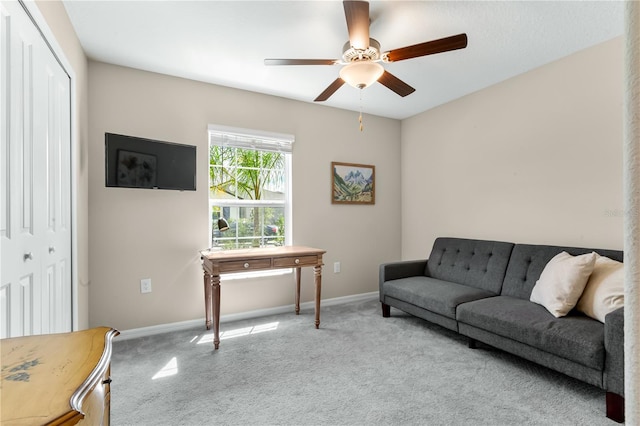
{"left": 359, "top": 89, "right": 364, "bottom": 132}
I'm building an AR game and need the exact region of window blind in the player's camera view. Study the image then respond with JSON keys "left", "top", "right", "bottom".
{"left": 208, "top": 124, "right": 294, "bottom": 153}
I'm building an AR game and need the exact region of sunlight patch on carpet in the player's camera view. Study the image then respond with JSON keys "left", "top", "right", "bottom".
{"left": 196, "top": 321, "right": 279, "bottom": 344}
{"left": 152, "top": 357, "right": 178, "bottom": 380}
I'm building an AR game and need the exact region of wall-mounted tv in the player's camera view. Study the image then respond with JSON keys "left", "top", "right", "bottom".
{"left": 105, "top": 133, "right": 196, "bottom": 191}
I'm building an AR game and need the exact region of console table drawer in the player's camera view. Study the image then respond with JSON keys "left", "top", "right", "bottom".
{"left": 273, "top": 255, "right": 319, "bottom": 268}
{"left": 218, "top": 258, "right": 272, "bottom": 272}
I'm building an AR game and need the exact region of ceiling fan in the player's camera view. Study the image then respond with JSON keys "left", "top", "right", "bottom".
{"left": 264, "top": 0, "right": 468, "bottom": 102}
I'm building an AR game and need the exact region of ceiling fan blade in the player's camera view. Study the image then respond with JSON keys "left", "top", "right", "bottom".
{"left": 378, "top": 71, "right": 415, "bottom": 97}
{"left": 343, "top": 1, "right": 370, "bottom": 50}
{"left": 384, "top": 33, "right": 468, "bottom": 62}
{"left": 264, "top": 59, "right": 338, "bottom": 66}
{"left": 314, "top": 78, "right": 345, "bottom": 102}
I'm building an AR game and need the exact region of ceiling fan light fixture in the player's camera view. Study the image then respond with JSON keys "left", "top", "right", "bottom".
{"left": 339, "top": 61, "right": 384, "bottom": 89}
{"left": 264, "top": 1, "right": 468, "bottom": 102}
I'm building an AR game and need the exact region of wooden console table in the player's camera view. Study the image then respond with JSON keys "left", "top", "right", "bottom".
{"left": 1, "top": 327, "right": 119, "bottom": 425}
{"left": 200, "top": 245, "right": 325, "bottom": 349}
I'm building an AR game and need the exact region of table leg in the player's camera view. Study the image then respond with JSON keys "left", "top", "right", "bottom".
{"left": 212, "top": 274, "right": 221, "bottom": 350}
{"left": 295, "top": 267, "right": 301, "bottom": 315}
{"left": 314, "top": 265, "right": 322, "bottom": 329}
{"left": 203, "top": 271, "right": 212, "bottom": 330}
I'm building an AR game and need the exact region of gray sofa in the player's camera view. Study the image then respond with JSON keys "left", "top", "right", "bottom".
{"left": 379, "top": 237, "right": 625, "bottom": 422}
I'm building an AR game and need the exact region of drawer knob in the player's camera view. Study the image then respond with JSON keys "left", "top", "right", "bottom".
{"left": 23, "top": 252, "right": 33, "bottom": 261}
{"left": 295, "top": 258, "right": 300, "bottom": 264}
{"left": 244, "top": 263, "right": 250, "bottom": 268}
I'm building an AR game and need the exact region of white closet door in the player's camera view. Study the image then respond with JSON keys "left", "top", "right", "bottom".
{"left": 0, "top": 0, "right": 72, "bottom": 338}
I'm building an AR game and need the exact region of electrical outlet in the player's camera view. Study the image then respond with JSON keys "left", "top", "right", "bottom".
{"left": 334, "top": 262, "right": 341, "bottom": 273}
{"left": 140, "top": 278, "right": 152, "bottom": 293}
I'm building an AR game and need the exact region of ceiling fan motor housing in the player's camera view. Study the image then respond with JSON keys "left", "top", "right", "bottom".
{"left": 342, "top": 38, "right": 381, "bottom": 62}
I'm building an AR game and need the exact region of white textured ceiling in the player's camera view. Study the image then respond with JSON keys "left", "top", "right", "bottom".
{"left": 62, "top": 1, "right": 624, "bottom": 120}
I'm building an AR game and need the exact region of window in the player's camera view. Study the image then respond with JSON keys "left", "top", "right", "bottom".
{"left": 208, "top": 125, "right": 293, "bottom": 250}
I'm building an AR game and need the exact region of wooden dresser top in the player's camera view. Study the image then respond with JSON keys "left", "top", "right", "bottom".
{"left": 1, "top": 327, "right": 118, "bottom": 425}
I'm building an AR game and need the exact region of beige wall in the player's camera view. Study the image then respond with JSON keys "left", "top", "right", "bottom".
{"left": 32, "top": 0, "right": 623, "bottom": 332}
{"left": 87, "top": 62, "right": 401, "bottom": 330}
{"left": 34, "top": 0, "right": 90, "bottom": 329}
{"left": 401, "top": 37, "right": 624, "bottom": 260}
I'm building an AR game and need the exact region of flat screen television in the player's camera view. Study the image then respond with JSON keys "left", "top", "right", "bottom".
{"left": 105, "top": 133, "right": 197, "bottom": 191}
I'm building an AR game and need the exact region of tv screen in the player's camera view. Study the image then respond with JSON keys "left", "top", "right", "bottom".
{"left": 105, "top": 133, "right": 196, "bottom": 191}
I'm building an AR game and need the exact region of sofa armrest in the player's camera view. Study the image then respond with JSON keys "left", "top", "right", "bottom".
{"left": 604, "top": 307, "right": 624, "bottom": 396}
{"left": 379, "top": 259, "right": 428, "bottom": 298}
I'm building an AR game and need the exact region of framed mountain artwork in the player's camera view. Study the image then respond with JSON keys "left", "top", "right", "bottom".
{"left": 331, "top": 162, "right": 375, "bottom": 205}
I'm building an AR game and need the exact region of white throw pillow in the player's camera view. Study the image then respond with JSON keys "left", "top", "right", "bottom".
{"left": 530, "top": 251, "right": 597, "bottom": 318}
{"left": 576, "top": 254, "right": 624, "bottom": 323}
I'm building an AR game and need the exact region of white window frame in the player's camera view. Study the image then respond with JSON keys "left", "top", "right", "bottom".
{"left": 208, "top": 124, "right": 293, "bottom": 278}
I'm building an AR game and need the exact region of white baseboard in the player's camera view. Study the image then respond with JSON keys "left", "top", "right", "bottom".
{"left": 116, "top": 291, "right": 378, "bottom": 341}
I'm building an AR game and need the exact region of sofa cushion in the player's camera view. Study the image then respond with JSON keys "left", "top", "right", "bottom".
{"left": 529, "top": 251, "right": 596, "bottom": 317}
{"left": 426, "top": 238, "right": 514, "bottom": 294}
{"left": 501, "top": 244, "right": 623, "bottom": 301}
{"left": 576, "top": 254, "right": 624, "bottom": 323}
{"left": 383, "top": 276, "right": 496, "bottom": 319}
{"left": 457, "top": 296, "right": 605, "bottom": 370}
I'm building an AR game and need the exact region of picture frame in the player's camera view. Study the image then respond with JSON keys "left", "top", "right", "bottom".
{"left": 331, "top": 161, "right": 375, "bottom": 205}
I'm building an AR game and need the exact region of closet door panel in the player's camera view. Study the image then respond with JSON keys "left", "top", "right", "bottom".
{"left": 35, "top": 33, "right": 71, "bottom": 334}
{"left": 1, "top": 0, "right": 41, "bottom": 337}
